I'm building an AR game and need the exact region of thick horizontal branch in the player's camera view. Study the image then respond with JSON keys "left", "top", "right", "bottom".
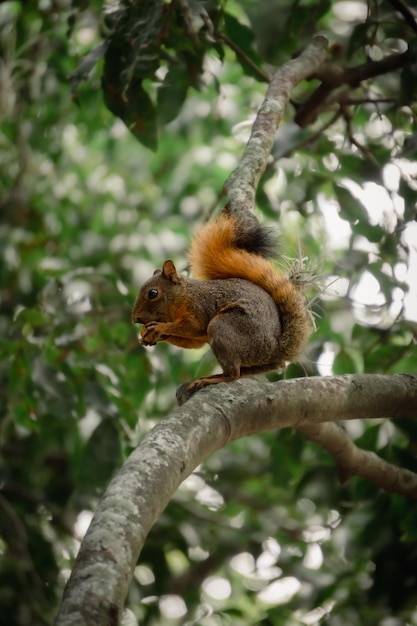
{"left": 55, "top": 373, "right": 417, "bottom": 626}
{"left": 315, "top": 51, "right": 409, "bottom": 88}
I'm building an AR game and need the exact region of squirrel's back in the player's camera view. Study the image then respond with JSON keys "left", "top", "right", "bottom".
{"left": 189, "top": 212, "right": 312, "bottom": 363}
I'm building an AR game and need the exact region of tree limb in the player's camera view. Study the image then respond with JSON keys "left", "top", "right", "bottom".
{"left": 297, "top": 421, "right": 417, "bottom": 497}
{"left": 388, "top": 0, "right": 417, "bottom": 35}
{"left": 214, "top": 31, "right": 271, "bottom": 83}
{"left": 55, "top": 373, "right": 417, "bottom": 625}
{"left": 295, "top": 49, "right": 409, "bottom": 127}
{"left": 224, "top": 35, "right": 328, "bottom": 216}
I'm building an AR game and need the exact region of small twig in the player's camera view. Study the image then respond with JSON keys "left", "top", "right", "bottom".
{"left": 214, "top": 31, "right": 270, "bottom": 83}
{"left": 179, "top": 0, "right": 201, "bottom": 48}
{"left": 388, "top": 0, "right": 417, "bottom": 35}
{"left": 317, "top": 51, "right": 409, "bottom": 87}
{"left": 339, "top": 96, "right": 397, "bottom": 106}
{"left": 342, "top": 105, "right": 381, "bottom": 168}
{"left": 271, "top": 110, "right": 341, "bottom": 161}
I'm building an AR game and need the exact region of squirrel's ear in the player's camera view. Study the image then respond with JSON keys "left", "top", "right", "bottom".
{"left": 162, "top": 260, "right": 180, "bottom": 282}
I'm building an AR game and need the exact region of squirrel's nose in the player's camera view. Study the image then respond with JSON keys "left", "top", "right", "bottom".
{"left": 132, "top": 312, "right": 143, "bottom": 324}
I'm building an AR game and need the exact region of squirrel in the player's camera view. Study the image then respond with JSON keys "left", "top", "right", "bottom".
{"left": 132, "top": 211, "right": 312, "bottom": 392}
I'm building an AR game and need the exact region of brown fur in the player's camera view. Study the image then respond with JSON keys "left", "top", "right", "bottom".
{"left": 132, "top": 214, "right": 312, "bottom": 391}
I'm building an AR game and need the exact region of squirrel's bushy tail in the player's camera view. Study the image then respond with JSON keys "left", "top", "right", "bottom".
{"left": 189, "top": 213, "right": 312, "bottom": 363}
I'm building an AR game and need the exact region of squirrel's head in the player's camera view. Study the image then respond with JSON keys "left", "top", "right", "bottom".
{"left": 131, "top": 260, "right": 182, "bottom": 324}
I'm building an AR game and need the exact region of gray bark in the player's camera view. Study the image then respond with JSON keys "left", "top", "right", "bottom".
{"left": 55, "top": 373, "right": 417, "bottom": 625}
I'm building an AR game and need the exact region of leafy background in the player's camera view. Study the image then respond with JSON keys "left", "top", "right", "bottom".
{"left": 0, "top": 0, "right": 416, "bottom": 624}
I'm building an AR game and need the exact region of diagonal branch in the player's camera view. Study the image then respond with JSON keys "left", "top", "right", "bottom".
{"left": 388, "top": 0, "right": 417, "bottom": 35}
{"left": 214, "top": 31, "right": 271, "bottom": 83}
{"left": 224, "top": 35, "right": 328, "bottom": 216}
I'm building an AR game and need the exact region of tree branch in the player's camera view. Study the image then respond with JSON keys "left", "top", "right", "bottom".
{"left": 224, "top": 35, "right": 328, "bottom": 216}
{"left": 295, "top": 50, "right": 409, "bottom": 127}
{"left": 297, "top": 421, "right": 417, "bottom": 498}
{"left": 214, "top": 31, "right": 271, "bottom": 83}
{"left": 388, "top": 0, "right": 417, "bottom": 35}
{"left": 55, "top": 373, "right": 417, "bottom": 625}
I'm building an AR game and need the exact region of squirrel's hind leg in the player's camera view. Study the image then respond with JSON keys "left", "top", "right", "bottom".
{"left": 239, "top": 363, "right": 283, "bottom": 376}
{"left": 186, "top": 304, "right": 282, "bottom": 392}
{"left": 187, "top": 370, "right": 240, "bottom": 392}
{"left": 187, "top": 315, "right": 243, "bottom": 391}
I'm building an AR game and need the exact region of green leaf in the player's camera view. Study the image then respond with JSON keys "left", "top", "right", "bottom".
{"left": 347, "top": 22, "right": 372, "bottom": 60}
{"left": 398, "top": 178, "right": 417, "bottom": 222}
{"left": 157, "top": 63, "right": 190, "bottom": 124}
{"left": 401, "top": 507, "right": 417, "bottom": 541}
{"left": 353, "top": 221, "right": 386, "bottom": 243}
{"left": 71, "top": 40, "right": 109, "bottom": 95}
{"left": 400, "top": 46, "right": 417, "bottom": 105}
{"left": 270, "top": 430, "right": 305, "bottom": 485}
{"left": 333, "top": 348, "right": 363, "bottom": 374}
{"left": 334, "top": 184, "right": 368, "bottom": 225}
{"left": 75, "top": 419, "right": 123, "bottom": 493}
{"left": 103, "top": 79, "right": 158, "bottom": 150}
{"left": 223, "top": 12, "right": 264, "bottom": 78}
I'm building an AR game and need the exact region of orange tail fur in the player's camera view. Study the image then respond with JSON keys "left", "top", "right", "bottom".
{"left": 189, "top": 213, "right": 312, "bottom": 363}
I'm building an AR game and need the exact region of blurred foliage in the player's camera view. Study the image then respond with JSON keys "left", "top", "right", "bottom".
{"left": 0, "top": 0, "right": 417, "bottom": 625}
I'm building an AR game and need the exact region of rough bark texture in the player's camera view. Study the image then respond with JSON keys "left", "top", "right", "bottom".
{"left": 55, "top": 374, "right": 417, "bottom": 625}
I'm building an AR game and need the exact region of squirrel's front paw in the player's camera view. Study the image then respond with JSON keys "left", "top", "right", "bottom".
{"left": 140, "top": 321, "right": 165, "bottom": 346}
{"left": 139, "top": 335, "right": 156, "bottom": 347}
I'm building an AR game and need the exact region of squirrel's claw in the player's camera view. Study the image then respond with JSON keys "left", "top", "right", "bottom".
{"left": 140, "top": 321, "right": 165, "bottom": 345}
{"left": 139, "top": 335, "right": 156, "bottom": 347}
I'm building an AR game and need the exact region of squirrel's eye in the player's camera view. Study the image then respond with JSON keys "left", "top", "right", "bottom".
{"left": 148, "top": 288, "right": 158, "bottom": 300}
